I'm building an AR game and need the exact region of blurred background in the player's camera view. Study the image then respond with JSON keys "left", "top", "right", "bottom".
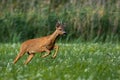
{"left": 0, "top": 0, "right": 119, "bottom": 43}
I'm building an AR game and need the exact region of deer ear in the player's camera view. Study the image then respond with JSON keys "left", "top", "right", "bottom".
{"left": 56, "top": 21, "right": 60, "bottom": 28}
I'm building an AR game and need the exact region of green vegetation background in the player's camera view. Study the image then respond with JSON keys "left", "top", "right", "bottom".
{"left": 0, "top": 1, "right": 120, "bottom": 80}
{"left": 0, "top": 0, "right": 120, "bottom": 43}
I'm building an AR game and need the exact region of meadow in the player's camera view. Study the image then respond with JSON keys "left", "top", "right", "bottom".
{"left": 0, "top": 0, "right": 119, "bottom": 80}
{"left": 0, "top": 42, "right": 120, "bottom": 80}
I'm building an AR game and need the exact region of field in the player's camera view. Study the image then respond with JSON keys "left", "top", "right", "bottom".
{"left": 0, "top": 0, "right": 119, "bottom": 80}
{"left": 0, "top": 42, "right": 120, "bottom": 80}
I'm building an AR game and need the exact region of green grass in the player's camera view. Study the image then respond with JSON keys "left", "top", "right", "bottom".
{"left": 0, "top": 43, "right": 120, "bottom": 80}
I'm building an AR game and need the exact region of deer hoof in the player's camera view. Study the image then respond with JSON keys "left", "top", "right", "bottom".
{"left": 52, "top": 56, "right": 56, "bottom": 59}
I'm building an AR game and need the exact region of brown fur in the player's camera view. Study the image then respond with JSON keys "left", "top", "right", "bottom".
{"left": 13, "top": 22, "right": 66, "bottom": 64}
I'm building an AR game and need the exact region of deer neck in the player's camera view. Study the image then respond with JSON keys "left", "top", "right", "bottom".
{"left": 49, "top": 30, "right": 59, "bottom": 42}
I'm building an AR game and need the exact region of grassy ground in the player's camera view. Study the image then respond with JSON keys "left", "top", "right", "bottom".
{"left": 0, "top": 42, "right": 120, "bottom": 80}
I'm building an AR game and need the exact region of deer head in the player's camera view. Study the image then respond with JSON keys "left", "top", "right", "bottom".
{"left": 55, "top": 22, "right": 66, "bottom": 35}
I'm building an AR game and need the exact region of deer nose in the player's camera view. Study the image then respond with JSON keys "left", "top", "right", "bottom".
{"left": 63, "top": 31, "right": 67, "bottom": 35}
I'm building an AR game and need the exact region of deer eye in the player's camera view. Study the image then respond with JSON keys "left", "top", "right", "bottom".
{"left": 59, "top": 29, "right": 62, "bottom": 31}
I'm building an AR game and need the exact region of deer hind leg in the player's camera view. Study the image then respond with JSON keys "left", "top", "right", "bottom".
{"left": 24, "top": 53, "right": 35, "bottom": 65}
{"left": 13, "top": 50, "right": 25, "bottom": 64}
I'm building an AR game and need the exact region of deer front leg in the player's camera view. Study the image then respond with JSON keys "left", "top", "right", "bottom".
{"left": 41, "top": 47, "right": 51, "bottom": 58}
{"left": 52, "top": 45, "right": 59, "bottom": 58}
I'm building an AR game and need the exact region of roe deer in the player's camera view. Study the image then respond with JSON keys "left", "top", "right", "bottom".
{"left": 13, "top": 22, "right": 66, "bottom": 65}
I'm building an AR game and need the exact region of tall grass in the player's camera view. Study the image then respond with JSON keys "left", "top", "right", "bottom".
{"left": 0, "top": 0, "right": 119, "bottom": 42}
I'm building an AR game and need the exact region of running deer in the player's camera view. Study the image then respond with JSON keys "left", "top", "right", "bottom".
{"left": 13, "top": 22, "right": 66, "bottom": 64}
